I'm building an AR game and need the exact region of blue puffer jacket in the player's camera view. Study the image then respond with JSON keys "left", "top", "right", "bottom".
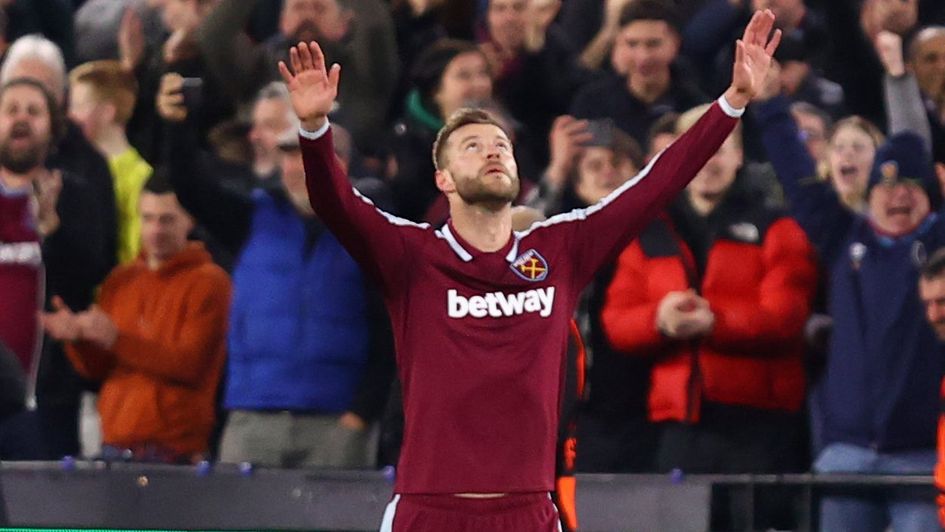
{"left": 224, "top": 190, "right": 370, "bottom": 412}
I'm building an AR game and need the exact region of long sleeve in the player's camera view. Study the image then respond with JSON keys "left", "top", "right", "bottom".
{"left": 101, "top": 271, "right": 231, "bottom": 388}
{"left": 704, "top": 218, "right": 817, "bottom": 353}
{"left": 65, "top": 341, "right": 114, "bottom": 382}
{"left": 884, "top": 73, "right": 934, "bottom": 147}
{"left": 163, "top": 121, "right": 254, "bottom": 254}
{"left": 561, "top": 98, "right": 739, "bottom": 290}
{"left": 43, "top": 175, "right": 109, "bottom": 307}
{"left": 300, "top": 125, "right": 412, "bottom": 286}
{"left": 196, "top": 0, "right": 271, "bottom": 104}
{"left": 600, "top": 243, "right": 668, "bottom": 354}
{"left": 754, "top": 95, "right": 854, "bottom": 262}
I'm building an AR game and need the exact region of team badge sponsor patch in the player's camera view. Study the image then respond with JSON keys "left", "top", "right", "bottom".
{"left": 511, "top": 249, "right": 549, "bottom": 281}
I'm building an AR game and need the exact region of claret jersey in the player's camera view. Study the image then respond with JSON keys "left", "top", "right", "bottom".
{"left": 300, "top": 98, "right": 740, "bottom": 494}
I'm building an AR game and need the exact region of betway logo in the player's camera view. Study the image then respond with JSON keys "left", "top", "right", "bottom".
{"left": 447, "top": 287, "right": 556, "bottom": 319}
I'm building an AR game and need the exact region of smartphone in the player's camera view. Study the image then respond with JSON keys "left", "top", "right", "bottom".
{"left": 585, "top": 118, "right": 615, "bottom": 147}
{"left": 180, "top": 77, "right": 203, "bottom": 111}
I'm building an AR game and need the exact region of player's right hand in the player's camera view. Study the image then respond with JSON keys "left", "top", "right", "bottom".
{"left": 278, "top": 41, "right": 341, "bottom": 132}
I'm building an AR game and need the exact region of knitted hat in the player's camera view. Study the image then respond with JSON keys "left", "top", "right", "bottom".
{"left": 867, "top": 131, "right": 939, "bottom": 208}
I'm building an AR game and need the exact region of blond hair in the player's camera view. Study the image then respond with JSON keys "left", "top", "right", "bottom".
{"left": 675, "top": 103, "right": 743, "bottom": 149}
{"left": 69, "top": 60, "right": 138, "bottom": 125}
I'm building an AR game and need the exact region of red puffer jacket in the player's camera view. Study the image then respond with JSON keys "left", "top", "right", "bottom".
{"left": 601, "top": 212, "right": 817, "bottom": 423}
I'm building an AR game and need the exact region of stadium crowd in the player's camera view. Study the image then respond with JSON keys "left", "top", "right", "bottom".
{"left": 0, "top": 0, "right": 944, "bottom": 530}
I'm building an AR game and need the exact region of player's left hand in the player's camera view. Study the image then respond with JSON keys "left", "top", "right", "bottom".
{"left": 724, "top": 9, "right": 781, "bottom": 109}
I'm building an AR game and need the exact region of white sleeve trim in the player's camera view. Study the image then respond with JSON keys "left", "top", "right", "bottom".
{"left": 718, "top": 95, "right": 745, "bottom": 118}
{"left": 299, "top": 119, "right": 331, "bottom": 140}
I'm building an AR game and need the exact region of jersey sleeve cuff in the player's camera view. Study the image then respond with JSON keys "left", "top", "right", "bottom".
{"left": 299, "top": 120, "right": 331, "bottom": 140}
{"left": 718, "top": 95, "right": 746, "bottom": 118}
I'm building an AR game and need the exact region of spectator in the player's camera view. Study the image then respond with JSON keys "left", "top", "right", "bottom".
{"left": 921, "top": 247, "right": 945, "bottom": 529}
{"left": 389, "top": 39, "right": 493, "bottom": 221}
{"left": 906, "top": 26, "right": 945, "bottom": 164}
{"left": 41, "top": 173, "right": 230, "bottom": 464}
{"left": 682, "top": 0, "right": 828, "bottom": 95}
{"left": 1, "top": 34, "right": 117, "bottom": 269}
{"left": 756, "top": 75, "right": 884, "bottom": 214}
{"left": 3, "top": 0, "right": 76, "bottom": 67}
{"left": 73, "top": 0, "right": 165, "bottom": 65}
{"left": 120, "top": 0, "right": 235, "bottom": 163}
{"left": 68, "top": 60, "right": 152, "bottom": 265}
{"left": 247, "top": 82, "right": 296, "bottom": 182}
{"left": 820, "top": 0, "right": 919, "bottom": 131}
{"left": 527, "top": 116, "right": 642, "bottom": 216}
{"left": 778, "top": 126, "right": 943, "bottom": 530}
{"left": 0, "top": 77, "right": 108, "bottom": 459}
{"left": 157, "top": 73, "right": 394, "bottom": 468}
{"left": 600, "top": 104, "right": 817, "bottom": 530}
{"left": 570, "top": 0, "right": 707, "bottom": 149}
{"left": 790, "top": 101, "right": 832, "bottom": 164}
{"left": 197, "top": 0, "right": 400, "bottom": 155}
{"left": 480, "top": 0, "right": 589, "bottom": 167}
{"left": 770, "top": 32, "right": 845, "bottom": 119}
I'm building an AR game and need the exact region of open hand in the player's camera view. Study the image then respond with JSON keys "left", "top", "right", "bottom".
{"left": 278, "top": 41, "right": 341, "bottom": 132}
{"left": 725, "top": 9, "right": 782, "bottom": 109}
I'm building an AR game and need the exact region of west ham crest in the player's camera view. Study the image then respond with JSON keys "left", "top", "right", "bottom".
{"left": 511, "top": 249, "right": 549, "bottom": 282}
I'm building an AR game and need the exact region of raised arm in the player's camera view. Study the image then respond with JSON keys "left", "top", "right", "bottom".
{"left": 563, "top": 10, "right": 781, "bottom": 288}
{"left": 279, "top": 41, "right": 411, "bottom": 283}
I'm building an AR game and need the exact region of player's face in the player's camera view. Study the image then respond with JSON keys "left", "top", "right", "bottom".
{"left": 440, "top": 123, "right": 520, "bottom": 208}
{"left": 920, "top": 274, "right": 945, "bottom": 341}
{"left": 0, "top": 84, "right": 53, "bottom": 174}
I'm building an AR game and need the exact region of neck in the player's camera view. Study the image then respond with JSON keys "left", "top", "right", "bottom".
{"left": 146, "top": 255, "right": 164, "bottom": 270}
{"left": 94, "top": 126, "right": 130, "bottom": 158}
{"left": 688, "top": 191, "right": 721, "bottom": 216}
{"left": 628, "top": 71, "right": 671, "bottom": 104}
{"left": 0, "top": 167, "right": 40, "bottom": 190}
{"left": 449, "top": 201, "right": 513, "bottom": 252}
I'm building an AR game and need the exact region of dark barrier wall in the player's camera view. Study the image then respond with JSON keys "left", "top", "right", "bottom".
{"left": 0, "top": 462, "right": 934, "bottom": 531}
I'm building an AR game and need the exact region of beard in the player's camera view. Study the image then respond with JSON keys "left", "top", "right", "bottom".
{"left": 0, "top": 137, "right": 46, "bottom": 174}
{"left": 454, "top": 166, "right": 520, "bottom": 210}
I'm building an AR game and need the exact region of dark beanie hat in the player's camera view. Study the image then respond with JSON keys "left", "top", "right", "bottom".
{"left": 868, "top": 131, "right": 940, "bottom": 208}
{"left": 410, "top": 39, "right": 482, "bottom": 110}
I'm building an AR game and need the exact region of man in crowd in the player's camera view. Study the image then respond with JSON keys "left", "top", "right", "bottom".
{"left": 157, "top": 73, "right": 394, "bottom": 468}
{"left": 41, "top": 175, "right": 231, "bottom": 464}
